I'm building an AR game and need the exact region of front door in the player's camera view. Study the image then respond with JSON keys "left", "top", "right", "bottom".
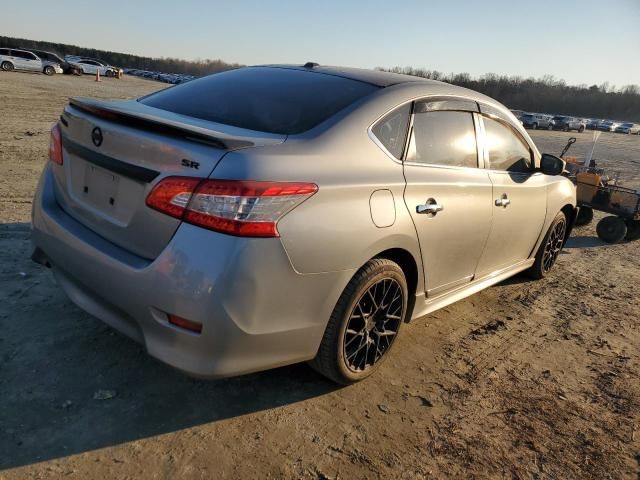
{"left": 80, "top": 61, "right": 97, "bottom": 74}
{"left": 474, "top": 115, "right": 547, "bottom": 277}
{"left": 403, "top": 106, "right": 493, "bottom": 297}
{"left": 24, "top": 53, "right": 42, "bottom": 71}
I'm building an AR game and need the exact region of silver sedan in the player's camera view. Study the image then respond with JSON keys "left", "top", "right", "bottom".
{"left": 31, "top": 64, "right": 576, "bottom": 384}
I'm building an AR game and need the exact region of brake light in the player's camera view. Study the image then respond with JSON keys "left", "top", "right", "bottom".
{"left": 145, "top": 177, "right": 317, "bottom": 237}
{"left": 49, "top": 122, "right": 63, "bottom": 165}
{"left": 145, "top": 177, "right": 201, "bottom": 219}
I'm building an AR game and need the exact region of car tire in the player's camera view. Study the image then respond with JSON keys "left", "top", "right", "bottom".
{"left": 574, "top": 206, "right": 593, "bottom": 227}
{"left": 309, "top": 258, "right": 407, "bottom": 384}
{"left": 563, "top": 125, "right": 569, "bottom": 132}
{"left": 624, "top": 220, "right": 640, "bottom": 241}
{"left": 532, "top": 123, "right": 538, "bottom": 130}
{"left": 578, "top": 126, "right": 585, "bottom": 133}
{"left": 596, "top": 216, "right": 627, "bottom": 243}
{"left": 547, "top": 124, "right": 553, "bottom": 130}
{"left": 1, "top": 61, "right": 14, "bottom": 72}
{"left": 527, "top": 211, "right": 567, "bottom": 279}
{"left": 105, "top": 70, "right": 114, "bottom": 77}
{"left": 43, "top": 65, "right": 55, "bottom": 76}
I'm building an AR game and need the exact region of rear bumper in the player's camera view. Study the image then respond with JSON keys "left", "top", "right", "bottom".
{"left": 31, "top": 165, "right": 353, "bottom": 378}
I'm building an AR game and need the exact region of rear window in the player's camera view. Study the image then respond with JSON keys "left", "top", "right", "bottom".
{"left": 140, "top": 67, "right": 379, "bottom": 135}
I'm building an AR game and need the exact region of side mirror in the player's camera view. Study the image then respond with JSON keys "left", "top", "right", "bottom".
{"left": 540, "top": 154, "right": 566, "bottom": 176}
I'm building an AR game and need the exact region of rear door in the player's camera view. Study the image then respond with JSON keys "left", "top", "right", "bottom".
{"left": 8, "top": 50, "right": 27, "bottom": 70}
{"left": 473, "top": 112, "right": 547, "bottom": 277}
{"left": 12, "top": 51, "right": 39, "bottom": 71}
{"left": 402, "top": 99, "right": 493, "bottom": 297}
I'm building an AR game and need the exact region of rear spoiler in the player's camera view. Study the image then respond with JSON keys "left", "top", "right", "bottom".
{"left": 67, "top": 97, "right": 284, "bottom": 150}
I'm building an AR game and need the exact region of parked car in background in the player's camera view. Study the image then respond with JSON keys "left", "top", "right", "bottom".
{"left": 597, "top": 120, "right": 616, "bottom": 132}
{"left": 586, "top": 118, "right": 601, "bottom": 130}
{"left": 21, "top": 48, "right": 80, "bottom": 75}
{"left": 552, "top": 116, "right": 585, "bottom": 132}
{"left": 521, "top": 113, "right": 555, "bottom": 130}
{"left": 65, "top": 56, "right": 123, "bottom": 77}
{"left": 67, "top": 58, "right": 118, "bottom": 77}
{"left": 0, "top": 48, "right": 63, "bottom": 75}
{"left": 124, "top": 68, "right": 196, "bottom": 84}
{"left": 32, "top": 65, "right": 576, "bottom": 384}
{"left": 597, "top": 120, "right": 611, "bottom": 131}
{"left": 614, "top": 122, "right": 640, "bottom": 134}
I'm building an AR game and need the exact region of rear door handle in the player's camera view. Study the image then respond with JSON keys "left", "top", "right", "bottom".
{"left": 495, "top": 194, "right": 511, "bottom": 207}
{"left": 416, "top": 199, "right": 444, "bottom": 215}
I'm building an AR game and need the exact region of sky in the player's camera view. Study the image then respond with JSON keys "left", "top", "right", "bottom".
{"left": 3, "top": 0, "right": 639, "bottom": 87}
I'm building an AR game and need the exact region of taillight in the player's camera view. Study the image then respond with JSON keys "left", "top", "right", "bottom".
{"left": 145, "top": 177, "right": 201, "bottom": 219}
{"left": 145, "top": 177, "right": 317, "bottom": 237}
{"left": 49, "top": 122, "right": 63, "bottom": 165}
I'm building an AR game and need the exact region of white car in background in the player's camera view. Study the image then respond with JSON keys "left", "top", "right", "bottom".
{"left": 66, "top": 57, "right": 119, "bottom": 77}
{"left": 0, "top": 48, "right": 63, "bottom": 75}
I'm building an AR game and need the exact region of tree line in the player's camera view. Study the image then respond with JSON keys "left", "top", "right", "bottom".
{"left": 0, "top": 35, "right": 240, "bottom": 76}
{"left": 2, "top": 36, "right": 638, "bottom": 121}
{"left": 380, "top": 67, "right": 640, "bottom": 122}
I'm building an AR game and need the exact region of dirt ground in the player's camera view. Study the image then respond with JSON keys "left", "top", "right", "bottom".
{"left": 1, "top": 72, "right": 639, "bottom": 479}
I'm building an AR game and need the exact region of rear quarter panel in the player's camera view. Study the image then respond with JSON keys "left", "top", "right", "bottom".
{"left": 208, "top": 88, "right": 425, "bottom": 291}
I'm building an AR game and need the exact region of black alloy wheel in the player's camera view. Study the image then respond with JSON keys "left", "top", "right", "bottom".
{"left": 343, "top": 278, "right": 403, "bottom": 373}
{"left": 542, "top": 217, "right": 567, "bottom": 273}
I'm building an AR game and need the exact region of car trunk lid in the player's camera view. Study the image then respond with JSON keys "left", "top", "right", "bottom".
{"left": 52, "top": 97, "right": 285, "bottom": 259}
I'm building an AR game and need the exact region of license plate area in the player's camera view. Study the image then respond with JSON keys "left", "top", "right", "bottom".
{"left": 83, "top": 164, "right": 120, "bottom": 209}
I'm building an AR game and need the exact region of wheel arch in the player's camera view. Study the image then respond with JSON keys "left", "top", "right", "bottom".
{"left": 370, "top": 247, "right": 419, "bottom": 322}
{"left": 561, "top": 203, "right": 578, "bottom": 244}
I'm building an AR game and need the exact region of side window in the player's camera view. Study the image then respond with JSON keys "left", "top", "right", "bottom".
{"left": 483, "top": 116, "right": 532, "bottom": 173}
{"left": 371, "top": 103, "right": 411, "bottom": 159}
{"left": 406, "top": 111, "right": 478, "bottom": 168}
{"left": 0, "top": 49, "right": 8, "bottom": 55}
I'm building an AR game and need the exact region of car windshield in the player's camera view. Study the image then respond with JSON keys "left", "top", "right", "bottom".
{"left": 139, "top": 67, "right": 380, "bottom": 135}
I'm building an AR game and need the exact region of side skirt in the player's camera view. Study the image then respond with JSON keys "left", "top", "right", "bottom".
{"left": 410, "top": 258, "right": 535, "bottom": 320}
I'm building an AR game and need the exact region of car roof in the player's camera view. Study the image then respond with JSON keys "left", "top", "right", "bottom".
{"left": 255, "top": 64, "right": 439, "bottom": 87}
{"left": 26, "top": 49, "right": 59, "bottom": 56}
{"left": 4, "top": 48, "right": 31, "bottom": 53}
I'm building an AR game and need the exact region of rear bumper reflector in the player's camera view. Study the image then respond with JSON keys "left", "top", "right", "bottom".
{"left": 168, "top": 314, "right": 203, "bottom": 334}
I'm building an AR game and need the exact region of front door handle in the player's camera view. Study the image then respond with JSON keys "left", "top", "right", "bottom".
{"left": 495, "top": 194, "right": 511, "bottom": 207}
{"left": 416, "top": 199, "right": 444, "bottom": 215}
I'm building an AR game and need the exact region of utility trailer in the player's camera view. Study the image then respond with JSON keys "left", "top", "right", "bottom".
{"left": 561, "top": 137, "right": 640, "bottom": 243}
